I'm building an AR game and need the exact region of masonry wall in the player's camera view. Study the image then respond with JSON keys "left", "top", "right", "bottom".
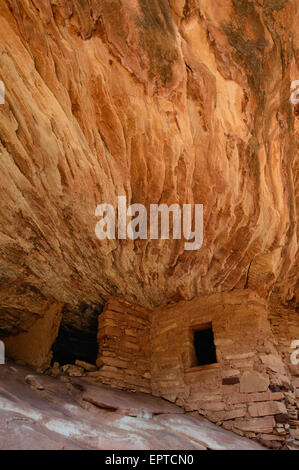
{"left": 269, "top": 295, "right": 299, "bottom": 443}
{"left": 151, "top": 289, "right": 298, "bottom": 449}
{"left": 96, "top": 296, "right": 151, "bottom": 393}
{"left": 94, "top": 291, "right": 299, "bottom": 448}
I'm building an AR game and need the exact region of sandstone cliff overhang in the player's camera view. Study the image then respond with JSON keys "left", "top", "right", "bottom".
{"left": 0, "top": 0, "right": 297, "bottom": 335}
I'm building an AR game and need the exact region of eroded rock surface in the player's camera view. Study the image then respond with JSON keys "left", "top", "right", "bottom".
{"left": 0, "top": 0, "right": 298, "bottom": 336}
{"left": 0, "top": 363, "right": 264, "bottom": 450}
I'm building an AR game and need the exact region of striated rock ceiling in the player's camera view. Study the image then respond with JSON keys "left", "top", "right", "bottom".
{"left": 0, "top": 0, "right": 298, "bottom": 334}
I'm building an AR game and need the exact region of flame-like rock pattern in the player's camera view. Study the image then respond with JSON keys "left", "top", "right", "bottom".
{"left": 0, "top": 1, "right": 298, "bottom": 334}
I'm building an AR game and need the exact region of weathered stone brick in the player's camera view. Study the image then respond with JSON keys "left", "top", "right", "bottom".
{"left": 207, "top": 408, "right": 247, "bottom": 422}
{"left": 259, "top": 354, "right": 286, "bottom": 375}
{"left": 275, "top": 413, "right": 290, "bottom": 424}
{"left": 240, "top": 371, "right": 269, "bottom": 393}
{"left": 227, "top": 391, "right": 283, "bottom": 404}
{"left": 248, "top": 401, "right": 287, "bottom": 418}
{"left": 233, "top": 416, "right": 275, "bottom": 434}
{"left": 222, "top": 377, "right": 240, "bottom": 385}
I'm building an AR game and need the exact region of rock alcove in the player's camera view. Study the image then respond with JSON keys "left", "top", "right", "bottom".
{"left": 0, "top": 0, "right": 298, "bottom": 450}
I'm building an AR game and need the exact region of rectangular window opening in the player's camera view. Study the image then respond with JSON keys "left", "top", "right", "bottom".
{"left": 193, "top": 325, "right": 217, "bottom": 367}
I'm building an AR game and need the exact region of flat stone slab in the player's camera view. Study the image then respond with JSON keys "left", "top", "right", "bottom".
{"left": 0, "top": 363, "right": 265, "bottom": 450}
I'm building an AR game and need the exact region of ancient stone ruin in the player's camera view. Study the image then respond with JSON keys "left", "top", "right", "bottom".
{"left": 4, "top": 290, "right": 298, "bottom": 449}
{"left": 0, "top": 0, "right": 298, "bottom": 451}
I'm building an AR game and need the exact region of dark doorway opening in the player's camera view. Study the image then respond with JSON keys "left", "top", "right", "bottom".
{"left": 52, "top": 303, "right": 103, "bottom": 366}
{"left": 52, "top": 325, "right": 98, "bottom": 366}
{"left": 193, "top": 326, "right": 217, "bottom": 366}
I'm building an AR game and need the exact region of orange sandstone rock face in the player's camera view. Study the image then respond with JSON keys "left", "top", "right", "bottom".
{"left": 0, "top": 0, "right": 298, "bottom": 335}
{"left": 4, "top": 302, "right": 62, "bottom": 370}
